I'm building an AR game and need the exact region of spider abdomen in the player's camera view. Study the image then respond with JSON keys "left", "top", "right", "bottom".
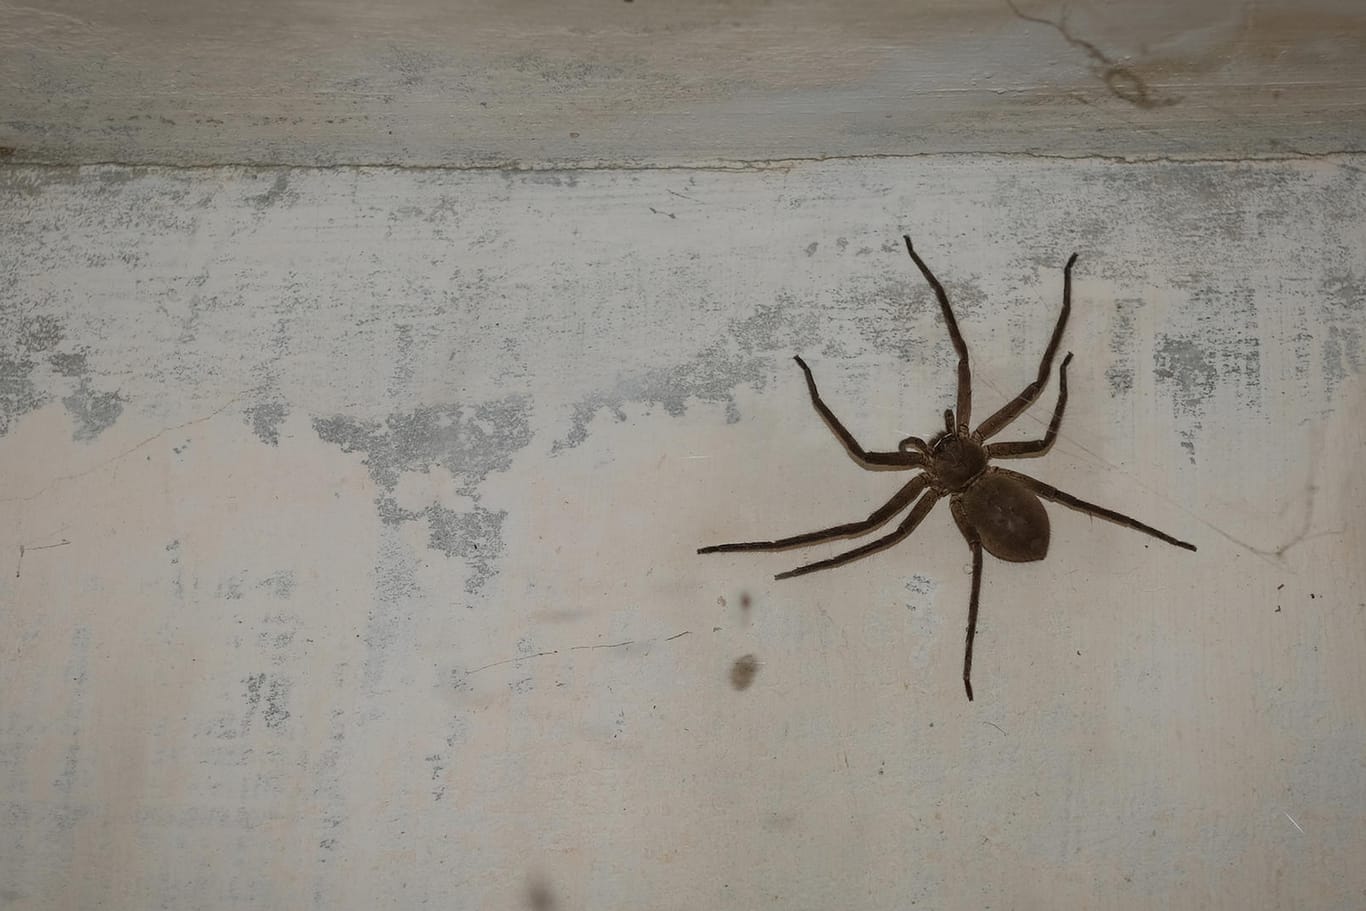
{"left": 958, "top": 472, "right": 1050, "bottom": 563}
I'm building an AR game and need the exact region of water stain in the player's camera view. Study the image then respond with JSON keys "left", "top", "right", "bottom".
{"left": 730, "top": 654, "right": 759, "bottom": 691}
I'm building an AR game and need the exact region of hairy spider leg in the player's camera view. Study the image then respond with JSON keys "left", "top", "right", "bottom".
{"left": 986, "top": 352, "right": 1072, "bottom": 458}
{"left": 904, "top": 236, "right": 972, "bottom": 430}
{"left": 697, "top": 474, "right": 930, "bottom": 554}
{"left": 950, "top": 497, "right": 986, "bottom": 701}
{"left": 995, "top": 467, "right": 1197, "bottom": 551}
{"left": 793, "top": 356, "right": 923, "bottom": 469}
{"left": 775, "top": 490, "right": 942, "bottom": 580}
{"left": 976, "top": 253, "right": 1078, "bottom": 441}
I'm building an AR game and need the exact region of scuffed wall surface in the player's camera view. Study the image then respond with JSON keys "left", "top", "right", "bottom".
{"left": 2, "top": 0, "right": 1364, "bottom": 166}
{"left": 2, "top": 158, "right": 1364, "bottom": 908}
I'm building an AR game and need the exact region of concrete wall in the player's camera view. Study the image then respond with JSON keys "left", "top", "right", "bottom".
{"left": 3, "top": 2, "right": 1365, "bottom": 910}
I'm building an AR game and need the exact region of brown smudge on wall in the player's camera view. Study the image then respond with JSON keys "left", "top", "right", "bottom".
{"left": 730, "top": 654, "right": 759, "bottom": 691}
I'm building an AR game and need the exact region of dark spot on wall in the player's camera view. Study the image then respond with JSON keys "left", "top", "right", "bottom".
{"left": 730, "top": 654, "right": 759, "bottom": 690}
{"left": 245, "top": 401, "right": 288, "bottom": 446}
{"left": 740, "top": 592, "right": 752, "bottom": 610}
{"left": 526, "top": 878, "right": 556, "bottom": 910}
{"left": 62, "top": 378, "right": 124, "bottom": 441}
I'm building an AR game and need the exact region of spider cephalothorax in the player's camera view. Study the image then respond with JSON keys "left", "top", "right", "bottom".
{"left": 699, "top": 236, "right": 1195, "bottom": 701}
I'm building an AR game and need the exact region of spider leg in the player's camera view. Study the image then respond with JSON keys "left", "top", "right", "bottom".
{"left": 985, "top": 352, "right": 1072, "bottom": 459}
{"left": 774, "top": 490, "right": 942, "bottom": 580}
{"left": 994, "top": 467, "right": 1197, "bottom": 551}
{"left": 793, "top": 357, "right": 923, "bottom": 469}
{"left": 975, "top": 253, "right": 1078, "bottom": 441}
{"left": 904, "top": 236, "right": 972, "bottom": 429}
{"left": 698, "top": 474, "right": 929, "bottom": 554}
{"left": 950, "top": 498, "right": 984, "bottom": 702}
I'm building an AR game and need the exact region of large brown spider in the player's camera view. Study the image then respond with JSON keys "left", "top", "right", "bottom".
{"left": 699, "top": 236, "right": 1196, "bottom": 701}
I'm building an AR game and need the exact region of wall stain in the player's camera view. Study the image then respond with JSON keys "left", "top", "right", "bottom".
{"left": 730, "top": 653, "right": 759, "bottom": 690}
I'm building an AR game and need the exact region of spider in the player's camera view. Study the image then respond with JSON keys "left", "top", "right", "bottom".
{"left": 699, "top": 236, "right": 1196, "bottom": 701}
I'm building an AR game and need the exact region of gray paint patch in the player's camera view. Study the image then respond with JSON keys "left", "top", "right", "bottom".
{"left": 1319, "top": 270, "right": 1365, "bottom": 396}
{"left": 243, "top": 673, "right": 291, "bottom": 732}
{"left": 425, "top": 504, "right": 506, "bottom": 594}
{"left": 61, "top": 377, "right": 124, "bottom": 441}
{"left": 17, "top": 313, "right": 63, "bottom": 352}
{"left": 554, "top": 300, "right": 823, "bottom": 452}
{"left": 47, "top": 349, "right": 88, "bottom": 378}
{"left": 1153, "top": 284, "right": 1261, "bottom": 460}
{"left": 313, "top": 396, "right": 531, "bottom": 589}
{"left": 314, "top": 396, "right": 532, "bottom": 492}
{"left": 259, "top": 570, "right": 296, "bottom": 599}
{"left": 0, "top": 350, "right": 45, "bottom": 436}
{"left": 245, "top": 401, "right": 288, "bottom": 446}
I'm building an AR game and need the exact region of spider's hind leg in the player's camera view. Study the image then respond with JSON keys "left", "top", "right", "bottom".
{"left": 996, "top": 467, "right": 1196, "bottom": 551}
{"left": 950, "top": 497, "right": 985, "bottom": 702}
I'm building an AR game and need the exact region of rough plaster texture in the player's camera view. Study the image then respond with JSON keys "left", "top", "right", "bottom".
{"left": 2, "top": 0, "right": 1364, "bottom": 166}
{"left": 2, "top": 157, "right": 1364, "bottom": 909}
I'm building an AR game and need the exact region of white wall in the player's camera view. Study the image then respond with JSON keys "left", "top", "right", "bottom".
{"left": 2, "top": 3, "right": 1365, "bottom": 910}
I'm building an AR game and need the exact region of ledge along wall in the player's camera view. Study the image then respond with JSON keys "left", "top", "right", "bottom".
{"left": 2, "top": 1, "right": 1364, "bottom": 908}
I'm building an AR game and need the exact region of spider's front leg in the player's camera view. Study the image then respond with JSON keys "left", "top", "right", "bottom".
{"left": 793, "top": 356, "right": 922, "bottom": 469}
{"left": 904, "top": 236, "right": 972, "bottom": 429}
{"left": 975, "top": 253, "right": 1077, "bottom": 441}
